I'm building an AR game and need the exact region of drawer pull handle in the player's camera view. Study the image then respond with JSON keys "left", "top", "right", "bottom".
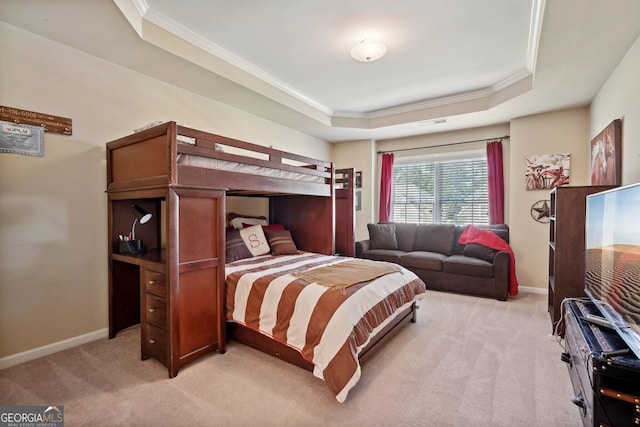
{"left": 149, "top": 307, "right": 156, "bottom": 313}
{"left": 149, "top": 339, "right": 156, "bottom": 344}
{"left": 149, "top": 280, "right": 156, "bottom": 285}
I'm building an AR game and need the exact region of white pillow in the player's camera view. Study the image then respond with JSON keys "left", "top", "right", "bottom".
{"left": 239, "top": 225, "right": 270, "bottom": 256}
{"left": 230, "top": 216, "right": 268, "bottom": 229}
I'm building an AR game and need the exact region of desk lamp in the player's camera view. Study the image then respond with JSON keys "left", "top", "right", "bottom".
{"left": 119, "top": 205, "right": 152, "bottom": 254}
{"left": 131, "top": 204, "right": 152, "bottom": 240}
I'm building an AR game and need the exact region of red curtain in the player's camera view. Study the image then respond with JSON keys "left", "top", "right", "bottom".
{"left": 379, "top": 153, "right": 394, "bottom": 222}
{"left": 486, "top": 141, "right": 504, "bottom": 224}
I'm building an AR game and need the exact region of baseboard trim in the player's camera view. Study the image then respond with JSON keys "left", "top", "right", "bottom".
{"left": 0, "top": 328, "right": 109, "bottom": 370}
{"left": 518, "top": 285, "right": 547, "bottom": 295}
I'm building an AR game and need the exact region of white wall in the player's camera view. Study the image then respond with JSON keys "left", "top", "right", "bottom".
{"left": 591, "top": 34, "right": 640, "bottom": 186}
{"left": 330, "top": 139, "right": 376, "bottom": 241}
{"left": 0, "top": 22, "right": 329, "bottom": 359}
{"left": 509, "top": 108, "right": 591, "bottom": 288}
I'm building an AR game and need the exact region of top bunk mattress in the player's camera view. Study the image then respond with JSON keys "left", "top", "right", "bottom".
{"left": 177, "top": 153, "right": 325, "bottom": 184}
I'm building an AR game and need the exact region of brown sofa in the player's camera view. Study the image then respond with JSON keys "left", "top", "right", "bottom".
{"left": 355, "top": 223, "right": 511, "bottom": 301}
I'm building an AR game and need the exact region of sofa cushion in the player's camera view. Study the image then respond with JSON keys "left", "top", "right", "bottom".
{"left": 361, "top": 249, "right": 404, "bottom": 264}
{"left": 394, "top": 222, "right": 418, "bottom": 252}
{"left": 462, "top": 243, "right": 497, "bottom": 262}
{"left": 367, "top": 223, "right": 398, "bottom": 250}
{"left": 400, "top": 251, "right": 446, "bottom": 271}
{"left": 443, "top": 255, "right": 494, "bottom": 278}
{"left": 483, "top": 224, "right": 509, "bottom": 242}
{"left": 413, "top": 224, "right": 456, "bottom": 255}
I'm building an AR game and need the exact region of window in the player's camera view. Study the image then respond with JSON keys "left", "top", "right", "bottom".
{"left": 392, "top": 154, "right": 488, "bottom": 225}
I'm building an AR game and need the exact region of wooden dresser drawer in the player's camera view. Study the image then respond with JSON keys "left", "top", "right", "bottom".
{"left": 144, "top": 269, "right": 166, "bottom": 296}
{"left": 145, "top": 292, "right": 167, "bottom": 327}
{"left": 144, "top": 322, "right": 168, "bottom": 365}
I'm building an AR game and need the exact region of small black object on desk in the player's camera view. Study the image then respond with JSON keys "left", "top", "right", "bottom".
{"left": 118, "top": 205, "right": 152, "bottom": 254}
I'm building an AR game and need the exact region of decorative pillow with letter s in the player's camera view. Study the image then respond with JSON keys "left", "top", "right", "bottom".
{"left": 239, "top": 224, "right": 271, "bottom": 256}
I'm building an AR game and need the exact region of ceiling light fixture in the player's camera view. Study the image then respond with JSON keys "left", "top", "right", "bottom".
{"left": 350, "top": 39, "right": 387, "bottom": 62}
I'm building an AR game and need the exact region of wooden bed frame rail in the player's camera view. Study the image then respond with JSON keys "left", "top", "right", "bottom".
{"left": 335, "top": 168, "right": 356, "bottom": 257}
{"left": 227, "top": 302, "right": 417, "bottom": 373}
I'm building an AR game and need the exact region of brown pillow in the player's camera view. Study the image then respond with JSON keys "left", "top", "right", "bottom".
{"left": 243, "top": 223, "right": 286, "bottom": 231}
{"left": 463, "top": 243, "right": 497, "bottom": 262}
{"left": 225, "top": 229, "right": 253, "bottom": 263}
{"left": 265, "top": 229, "right": 298, "bottom": 255}
{"left": 367, "top": 223, "right": 398, "bottom": 250}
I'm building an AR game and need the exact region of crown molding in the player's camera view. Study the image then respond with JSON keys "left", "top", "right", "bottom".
{"left": 333, "top": 68, "right": 533, "bottom": 121}
{"left": 527, "top": 0, "right": 546, "bottom": 71}
{"left": 139, "top": 3, "right": 334, "bottom": 117}
{"left": 113, "top": 0, "right": 541, "bottom": 131}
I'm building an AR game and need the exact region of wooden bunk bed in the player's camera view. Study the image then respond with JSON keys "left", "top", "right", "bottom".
{"left": 106, "top": 121, "right": 425, "bottom": 402}
{"left": 334, "top": 168, "right": 356, "bottom": 257}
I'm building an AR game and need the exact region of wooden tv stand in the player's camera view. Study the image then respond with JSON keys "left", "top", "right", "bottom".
{"left": 562, "top": 299, "right": 640, "bottom": 427}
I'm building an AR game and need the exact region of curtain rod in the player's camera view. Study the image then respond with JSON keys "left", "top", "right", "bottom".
{"left": 377, "top": 135, "right": 509, "bottom": 154}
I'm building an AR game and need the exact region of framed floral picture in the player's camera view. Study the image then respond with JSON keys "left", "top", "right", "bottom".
{"left": 525, "top": 153, "right": 570, "bottom": 190}
{"left": 590, "top": 119, "right": 621, "bottom": 186}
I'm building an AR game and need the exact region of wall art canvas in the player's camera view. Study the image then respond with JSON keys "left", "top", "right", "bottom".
{"left": 355, "top": 171, "right": 362, "bottom": 188}
{"left": 590, "top": 119, "right": 621, "bottom": 186}
{"left": 525, "top": 153, "right": 570, "bottom": 190}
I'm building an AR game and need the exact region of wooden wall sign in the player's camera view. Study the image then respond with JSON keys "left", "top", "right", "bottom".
{"left": 0, "top": 106, "right": 72, "bottom": 135}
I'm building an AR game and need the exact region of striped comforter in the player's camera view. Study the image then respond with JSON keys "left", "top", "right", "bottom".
{"left": 225, "top": 252, "right": 427, "bottom": 402}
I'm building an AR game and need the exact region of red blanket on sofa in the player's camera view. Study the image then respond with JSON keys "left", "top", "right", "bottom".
{"left": 459, "top": 225, "right": 518, "bottom": 296}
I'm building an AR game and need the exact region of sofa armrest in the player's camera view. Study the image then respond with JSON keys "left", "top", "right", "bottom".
{"left": 493, "top": 251, "right": 511, "bottom": 300}
{"left": 355, "top": 240, "right": 371, "bottom": 258}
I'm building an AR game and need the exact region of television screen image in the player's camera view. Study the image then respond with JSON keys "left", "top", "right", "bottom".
{"left": 585, "top": 182, "right": 640, "bottom": 358}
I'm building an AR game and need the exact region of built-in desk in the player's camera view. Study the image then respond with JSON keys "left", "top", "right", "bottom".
{"left": 110, "top": 250, "right": 165, "bottom": 338}
{"left": 107, "top": 187, "right": 225, "bottom": 377}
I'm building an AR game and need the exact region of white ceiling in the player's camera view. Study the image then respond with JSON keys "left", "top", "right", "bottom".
{"left": 2, "top": 0, "right": 640, "bottom": 142}
{"left": 144, "top": 0, "right": 534, "bottom": 114}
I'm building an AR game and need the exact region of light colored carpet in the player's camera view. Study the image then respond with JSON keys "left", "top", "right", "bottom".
{"left": 0, "top": 290, "right": 580, "bottom": 426}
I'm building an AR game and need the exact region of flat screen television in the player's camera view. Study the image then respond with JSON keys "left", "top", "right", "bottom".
{"left": 584, "top": 182, "right": 640, "bottom": 358}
